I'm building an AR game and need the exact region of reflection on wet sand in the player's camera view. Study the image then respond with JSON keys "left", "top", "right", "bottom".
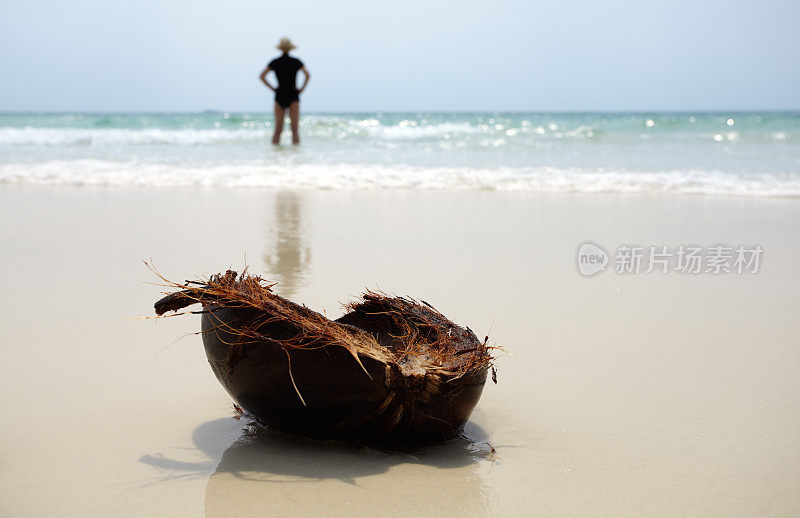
{"left": 263, "top": 191, "right": 311, "bottom": 298}
{"left": 204, "top": 419, "right": 491, "bottom": 517}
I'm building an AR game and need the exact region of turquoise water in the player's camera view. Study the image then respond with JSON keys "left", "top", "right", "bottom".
{"left": 1, "top": 112, "right": 798, "bottom": 195}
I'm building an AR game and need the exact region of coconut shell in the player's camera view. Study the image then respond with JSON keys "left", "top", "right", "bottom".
{"left": 153, "top": 270, "right": 491, "bottom": 447}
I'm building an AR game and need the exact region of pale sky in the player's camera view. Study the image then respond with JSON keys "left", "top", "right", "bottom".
{"left": 1, "top": 0, "right": 798, "bottom": 112}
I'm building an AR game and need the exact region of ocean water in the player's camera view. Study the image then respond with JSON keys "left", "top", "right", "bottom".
{"left": 1, "top": 112, "right": 798, "bottom": 195}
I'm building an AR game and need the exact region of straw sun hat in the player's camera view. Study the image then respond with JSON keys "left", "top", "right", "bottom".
{"left": 276, "top": 37, "right": 297, "bottom": 52}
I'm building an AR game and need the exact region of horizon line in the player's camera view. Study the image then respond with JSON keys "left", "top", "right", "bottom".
{"left": 1, "top": 108, "right": 799, "bottom": 115}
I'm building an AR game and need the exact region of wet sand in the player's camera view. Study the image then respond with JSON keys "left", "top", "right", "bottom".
{"left": 0, "top": 186, "right": 798, "bottom": 516}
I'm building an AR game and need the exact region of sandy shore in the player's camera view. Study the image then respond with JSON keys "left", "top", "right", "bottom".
{"left": 0, "top": 185, "right": 798, "bottom": 516}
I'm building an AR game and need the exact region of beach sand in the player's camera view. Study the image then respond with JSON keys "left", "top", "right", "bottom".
{"left": 0, "top": 185, "right": 798, "bottom": 516}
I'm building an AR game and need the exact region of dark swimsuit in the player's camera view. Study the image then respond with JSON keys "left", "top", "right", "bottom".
{"left": 268, "top": 55, "right": 304, "bottom": 108}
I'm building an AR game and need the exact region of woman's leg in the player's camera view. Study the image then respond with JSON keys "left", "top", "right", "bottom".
{"left": 272, "top": 103, "right": 286, "bottom": 144}
{"left": 289, "top": 101, "right": 300, "bottom": 144}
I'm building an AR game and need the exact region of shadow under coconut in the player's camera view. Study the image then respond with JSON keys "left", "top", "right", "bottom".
{"left": 139, "top": 414, "right": 494, "bottom": 484}
{"left": 212, "top": 418, "right": 492, "bottom": 483}
{"left": 202, "top": 417, "right": 493, "bottom": 516}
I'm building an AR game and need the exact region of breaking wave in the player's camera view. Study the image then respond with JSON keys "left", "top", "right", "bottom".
{"left": 2, "top": 159, "right": 798, "bottom": 197}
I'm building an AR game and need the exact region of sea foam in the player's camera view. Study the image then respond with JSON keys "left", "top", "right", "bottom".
{"left": 2, "top": 159, "right": 798, "bottom": 197}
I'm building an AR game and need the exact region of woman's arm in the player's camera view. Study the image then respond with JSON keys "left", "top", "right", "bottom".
{"left": 259, "top": 66, "right": 276, "bottom": 91}
{"left": 297, "top": 67, "right": 310, "bottom": 94}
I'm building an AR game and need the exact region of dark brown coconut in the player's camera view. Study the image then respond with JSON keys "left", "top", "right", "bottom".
{"left": 153, "top": 269, "right": 492, "bottom": 446}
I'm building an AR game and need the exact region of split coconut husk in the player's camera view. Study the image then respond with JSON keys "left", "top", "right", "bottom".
{"left": 152, "top": 268, "right": 495, "bottom": 447}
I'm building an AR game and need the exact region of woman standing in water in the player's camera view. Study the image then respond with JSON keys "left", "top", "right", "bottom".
{"left": 259, "top": 37, "right": 310, "bottom": 145}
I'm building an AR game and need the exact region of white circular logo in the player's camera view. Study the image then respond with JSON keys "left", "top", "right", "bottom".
{"left": 576, "top": 241, "right": 609, "bottom": 277}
